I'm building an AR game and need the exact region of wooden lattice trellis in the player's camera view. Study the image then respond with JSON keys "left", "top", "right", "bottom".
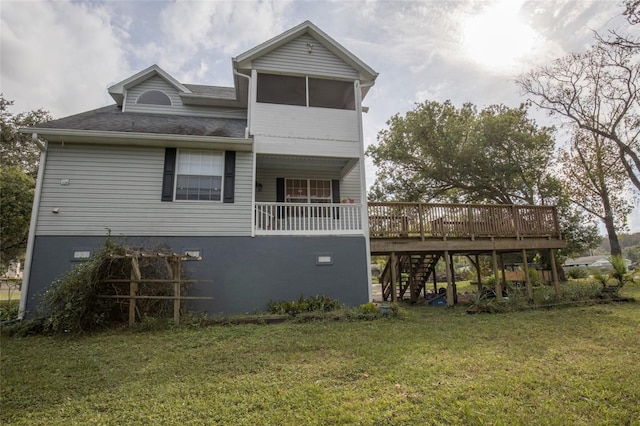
{"left": 98, "top": 252, "right": 211, "bottom": 326}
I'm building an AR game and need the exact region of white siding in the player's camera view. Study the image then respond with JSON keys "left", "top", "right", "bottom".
{"left": 252, "top": 103, "right": 358, "bottom": 141}
{"left": 124, "top": 76, "right": 246, "bottom": 119}
{"left": 253, "top": 35, "right": 360, "bottom": 80}
{"left": 254, "top": 135, "right": 360, "bottom": 157}
{"left": 36, "top": 143, "right": 253, "bottom": 236}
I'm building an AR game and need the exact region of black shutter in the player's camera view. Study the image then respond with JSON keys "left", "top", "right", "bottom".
{"left": 276, "top": 178, "right": 285, "bottom": 202}
{"left": 276, "top": 178, "right": 285, "bottom": 218}
{"left": 161, "top": 148, "right": 177, "bottom": 201}
{"left": 332, "top": 180, "right": 340, "bottom": 203}
{"left": 332, "top": 179, "right": 340, "bottom": 219}
{"left": 223, "top": 151, "right": 236, "bottom": 203}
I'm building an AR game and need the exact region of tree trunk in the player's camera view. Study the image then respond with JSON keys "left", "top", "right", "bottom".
{"left": 601, "top": 185, "right": 622, "bottom": 256}
{"left": 604, "top": 214, "right": 622, "bottom": 256}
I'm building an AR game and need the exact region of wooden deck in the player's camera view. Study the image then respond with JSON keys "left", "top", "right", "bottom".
{"left": 367, "top": 203, "right": 565, "bottom": 305}
{"left": 368, "top": 202, "right": 565, "bottom": 254}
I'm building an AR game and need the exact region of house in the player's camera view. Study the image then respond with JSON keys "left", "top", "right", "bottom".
{"left": 564, "top": 255, "right": 633, "bottom": 271}
{"left": 19, "top": 21, "right": 378, "bottom": 318}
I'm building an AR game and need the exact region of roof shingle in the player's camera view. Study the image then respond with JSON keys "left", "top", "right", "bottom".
{"left": 36, "top": 105, "right": 247, "bottom": 138}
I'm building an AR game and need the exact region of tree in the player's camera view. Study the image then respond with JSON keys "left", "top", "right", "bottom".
{"left": 0, "top": 96, "right": 51, "bottom": 272}
{"left": 0, "top": 95, "right": 51, "bottom": 179}
{"left": 368, "top": 101, "right": 559, "bottom": 205}
{"left": 517, "top": 38, "right": 640, "bottom": 193}
{"left": 0, "top": 166, "right": 35, "bottom": 272}
{"left": 558, "top": 128, "right": 635, "bottom": 255}
{"left": 367, "top": 100, "right": 600, "bottom": 257}
{"left": 597, "top": 1, "right": 640, "bottom": 50}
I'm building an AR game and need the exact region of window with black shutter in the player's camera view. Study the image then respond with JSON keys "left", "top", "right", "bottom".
{"left": 161, "top": 148, "right": 235, "bottom": 202}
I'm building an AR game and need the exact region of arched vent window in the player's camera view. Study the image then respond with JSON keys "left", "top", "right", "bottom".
{"left": 137, "top": 90, "right": 172, "bottom": 106}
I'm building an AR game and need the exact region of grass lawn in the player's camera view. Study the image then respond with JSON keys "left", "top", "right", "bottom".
{"left": 1, "top": 286, "right": 639, "bottom": 425}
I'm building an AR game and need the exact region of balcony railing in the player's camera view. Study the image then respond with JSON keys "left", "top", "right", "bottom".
{"left": 255, "top": 202, "right": 363, "bottom": 235}
{"left": 368, "top": 202, "right": 560, "bottom": 239}
{"left": 254, "top": 202, "right": 561, "bottom": 239}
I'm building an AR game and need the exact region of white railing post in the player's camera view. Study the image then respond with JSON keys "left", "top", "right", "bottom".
{"left": 254, "top": 202, "right": 362, "bottom": 235}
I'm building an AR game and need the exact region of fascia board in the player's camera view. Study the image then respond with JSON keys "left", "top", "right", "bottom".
{"left": 19, "top": 128, "right": 254, "bottom": 152}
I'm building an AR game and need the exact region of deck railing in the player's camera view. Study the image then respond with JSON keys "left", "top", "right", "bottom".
{"left": 255, "top": 202, "right": 363, "bottom": 235}
{"left": 368, "top": 202, "right": 560, "bottom": 239}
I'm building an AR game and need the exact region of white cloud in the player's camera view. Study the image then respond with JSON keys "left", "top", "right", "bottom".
{"left": 1, "top": 1, "right": 130, "bottom": 118}
{"left": 133, "top": 0, "right": 293, "bottom": 84}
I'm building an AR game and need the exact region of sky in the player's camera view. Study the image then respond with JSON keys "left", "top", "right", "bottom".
{"left": 1, "top": 0, "right": 639, "bottom": 232}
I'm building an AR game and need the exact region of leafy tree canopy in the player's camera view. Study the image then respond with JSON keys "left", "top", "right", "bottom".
{"left": 0, "top": 166, "right": 35, "bottom": 271}
{"left": 368, "top": 100, "right": 558, "bottom": 205}
{"left": 1, "top": 94, "right": 51, "bottom": 179}
{"left": 0, "top": 95, "right": 51, "bottom": 271}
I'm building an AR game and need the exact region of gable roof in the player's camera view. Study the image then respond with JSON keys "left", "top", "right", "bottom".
{"left": 108, "top": 64, "right": 193, "bottom": 105}
{"left": 233, "top": 20, "right": 378, "bottom": 84}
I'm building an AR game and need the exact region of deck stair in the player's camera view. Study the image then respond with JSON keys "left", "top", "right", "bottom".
{"left": 380, "top": 254, "right": 441, "bottom": 301}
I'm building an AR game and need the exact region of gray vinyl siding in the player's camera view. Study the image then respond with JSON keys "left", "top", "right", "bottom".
{"left": 124, "top": 76, "right": 246, "bottom": 119}
{"left": 253, "top": 34, "right": 360, "bottom": 80}
{"left": 340, "top": 163, "right": 362, "bottom": 203}
{"left": 36, "top": 143, "right": 253, "bottom": 236}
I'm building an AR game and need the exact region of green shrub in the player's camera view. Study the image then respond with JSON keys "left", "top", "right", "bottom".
{"left": 0, "top": 300, "right": 19, "bottom": 322}
{"left": 483, "top": 275, "right": 496, "bottom": 288}
{"left": 358, "top": 302, "right": 380, "bottom": 314}
{"left": 609, "top": 255, "right": 633, "bottom": 289}
{"left": 13, "top": 237, "right": 188, "bottom": 335}
{"left": 566, "top": 267, "right": 589, "bottom": 279}
{"left": 36, "top": 240, "right": 126, "bottom": 334}
{"left": 268, "top": 295, "right": 343, "bottom": 316}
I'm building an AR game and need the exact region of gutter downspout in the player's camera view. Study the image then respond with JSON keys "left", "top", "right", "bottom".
{"left": 19, "top": 133, "right": 47, "bottom": 319}
{"left": 233, "top": 69, "right": 256, "bottom": 237}
{"left": 233, "top": 70, "right": 251, "bottom": 139}
{"left": 355, "top": 80, "right": 375, "bottom": 302}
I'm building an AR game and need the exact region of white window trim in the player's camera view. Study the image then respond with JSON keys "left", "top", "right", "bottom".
{"left": 174, "top": 149, "right": 225, "bottom": 202}
{"left": 285, "top": 178, "right": 332, "bottom": 204}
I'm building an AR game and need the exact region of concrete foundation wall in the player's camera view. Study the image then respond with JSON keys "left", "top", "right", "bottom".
{"left": 25, "top": 235, "right": 370, "bottom": 317}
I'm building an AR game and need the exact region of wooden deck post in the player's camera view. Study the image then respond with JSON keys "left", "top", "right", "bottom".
{"left": 475, "top": 254, "right": 482, "bottom": 302}
{"left": 444, "top": 250, "right": 454, "bottom": 307}
{"left": 129, "top": 257, "right": 141, "bottom": 327}
{"left": 173, "top": 257, "right": 181, "bottom": 325}
{"left": 492, "top": 250, "right": 503, "bottom": 300}
{"left": 550, "top": 248, "right": 560, "bottom": 297}
{"left": 499, "top": 253, "right": 508, "bottom": 293}
{"left": 522, "top": 249, "right": 533, "bottom": 302}
{"left": 390, "top": 252, "right": 398, "bottom": 302}
{"left": 419, "top": 204, "right": 425, "bottom": 241}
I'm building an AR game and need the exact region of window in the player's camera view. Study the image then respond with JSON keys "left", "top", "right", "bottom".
{"left": 308, "top": 78, "right": 355, "bottom": 110}
{"left": 175, "top": 150, "right": 224, "bottom": 201}
{"left": 256, "top": 74, "right": 306, "bottom": 106}
{"left": 137, "top": 90, "right": 172, "bottom": 105}
{"left": 257, "top": 74, "right": 355, "bottom": 110}
{"left": 285, "top": 179, "right": 332, "bottom": 203}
